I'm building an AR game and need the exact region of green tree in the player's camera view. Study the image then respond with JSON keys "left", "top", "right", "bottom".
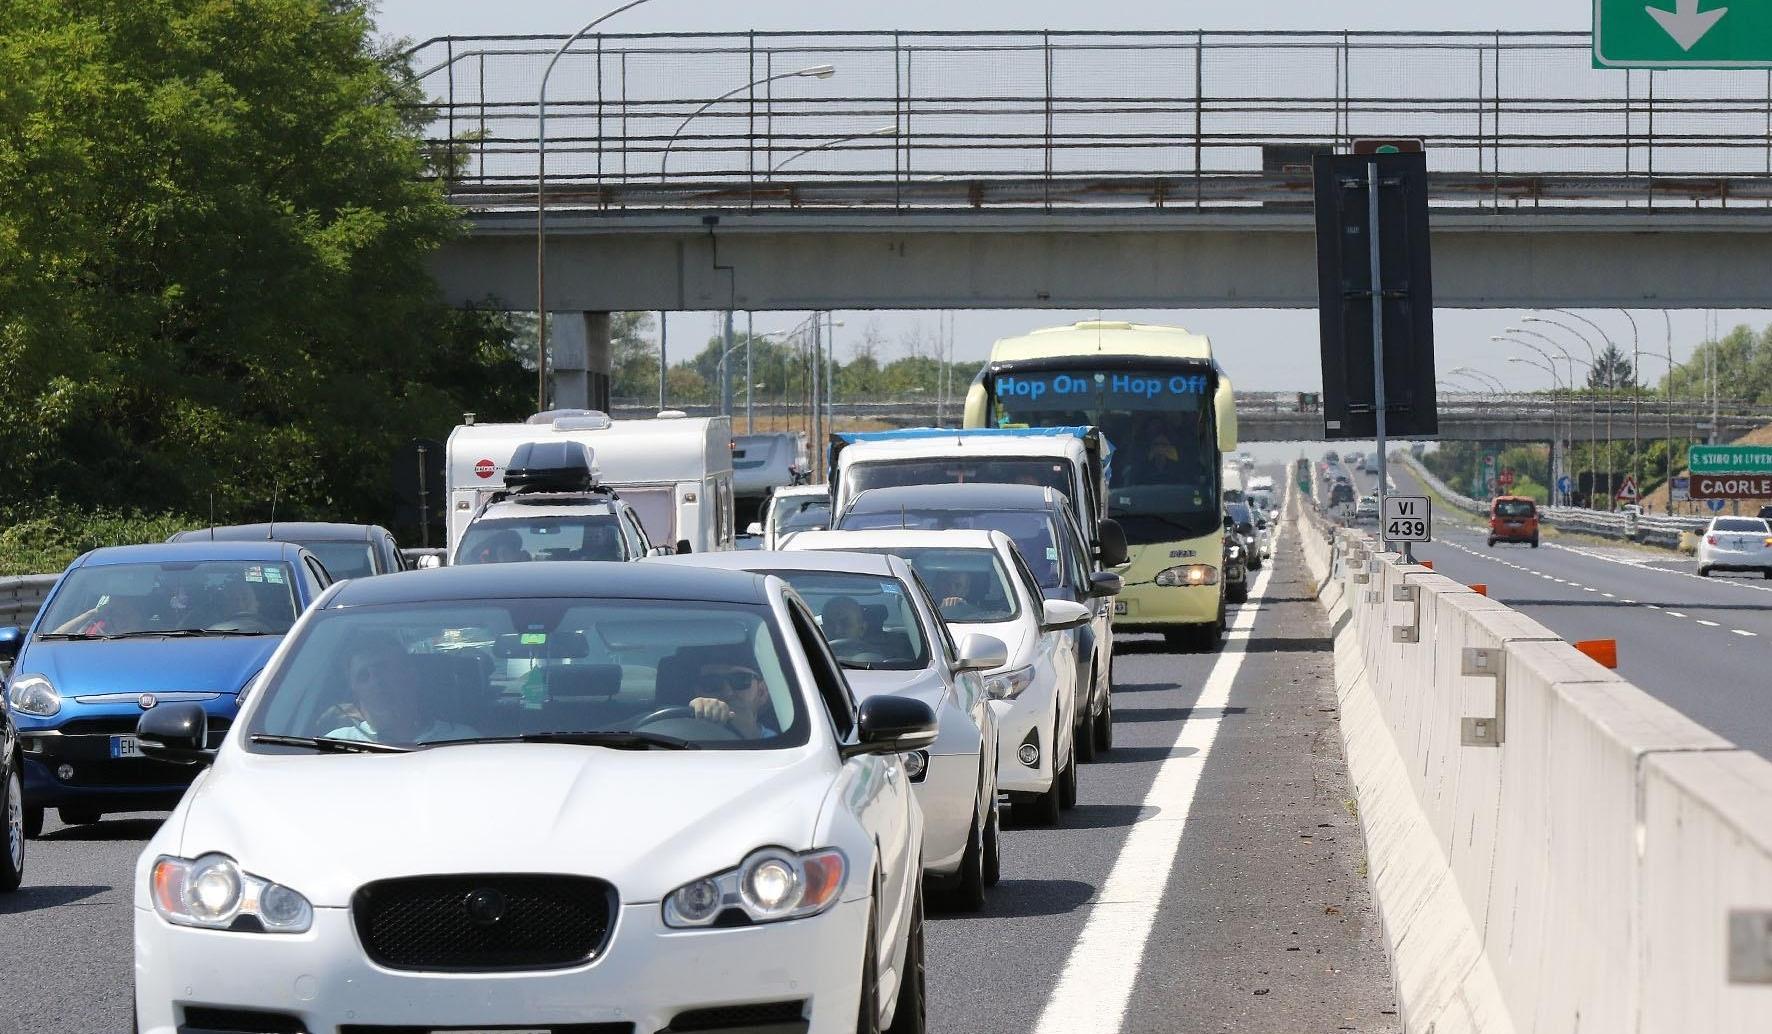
{"left": 0, "top": 0, "right": 529, "bottom": 526}
{"left": 1587, "top": 345, "right": 1637, "bottom": 391}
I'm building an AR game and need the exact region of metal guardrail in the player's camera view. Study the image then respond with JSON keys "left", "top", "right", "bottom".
{"left": 403, "top": 30, "right": 1772, "bottom": 212}
{"left": 0, "top": 576, "right": 59, "bottom": 630}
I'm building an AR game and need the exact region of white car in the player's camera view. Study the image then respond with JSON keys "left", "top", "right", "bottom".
{"left": 657, "top": 549, "right": 1009, "bottom": 910}
{"left": 788, "top": 529, "right": 1091, "bottom": 825}
{"left": 762, "top": 484, "right": 833, "bottom": 550}
{"left": 1697, "top": 516, "right": 1772, "bottom": 578}
{"left": 131, "top": 563, "right": 934, "bottom": 1034}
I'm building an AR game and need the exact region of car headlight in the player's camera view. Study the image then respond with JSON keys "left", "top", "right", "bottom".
{"left": 983, "top": 665, "right": 1036, "bottom": 701}
{"left": 8, "top": 675, "right": 60, "bottom": 717}
{"left": 1155, "top": 565, "right": 1219, "bottom": 587}
{"left": 150, "top": 853, "right": 313, "bottom": 933}
{"left": 664, "top": 847, "right": 847, "bottom": 929}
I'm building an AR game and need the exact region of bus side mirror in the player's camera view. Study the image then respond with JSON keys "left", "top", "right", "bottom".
{"left": 676, "top": 539, "right": 693, "bottom": 555}
{"left": 1096, "top": 520, "right": 1129, "bottom": 568}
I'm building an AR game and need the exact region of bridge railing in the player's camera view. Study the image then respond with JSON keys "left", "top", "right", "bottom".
{"left": 401, "top": 30, "right": 1772, "bottom": 212}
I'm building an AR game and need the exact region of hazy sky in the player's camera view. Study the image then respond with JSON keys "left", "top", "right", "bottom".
{"left": 370, "top": 1, "right": 1763, "bottom": 394}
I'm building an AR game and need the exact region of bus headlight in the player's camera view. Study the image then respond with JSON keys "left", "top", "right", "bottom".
{"left": 1155, "top": 565, "right": 1219, "bottom": 587}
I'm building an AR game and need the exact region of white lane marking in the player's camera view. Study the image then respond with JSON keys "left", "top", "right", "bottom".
{"left": 1668, "top": 611, "right": 1689, "bottom": 618}
{"left": 1735, "top": 630, "right": 1758, "bottom": 637}
{"left": 1548, "top": 541, "right": 1772, "bottom": 596}
{"left": 1602, "top": 592, "right": 1616, "bottom": 598}
{"left": 1033, "top": 541, "right": 1277, "bottom": 1034}
{"left": 1697, "top": 620, "right": 1720, "bottom": 627}
{"left": 1647, "top": 604, "right": 1662, "bottom": 610}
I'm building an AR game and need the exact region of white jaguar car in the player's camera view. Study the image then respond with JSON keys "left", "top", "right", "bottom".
{"left": 130, "top": 563, "right": 935, "bottom": 1034}
{"left": 656, "top": 548, "right": 1010, "bottom": 911}
{"left": 787, "top": 529, "right": 1090, "bottom": 826}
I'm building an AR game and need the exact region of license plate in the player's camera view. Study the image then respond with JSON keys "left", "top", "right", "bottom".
{"left": 1114, "top": 601, "right": 1129, "bottom": 615}
{"left": 110, "top": 735, "right": 142, "bottom": 759}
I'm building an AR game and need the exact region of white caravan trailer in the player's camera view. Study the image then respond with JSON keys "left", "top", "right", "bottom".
{"left": 446, "top": 411, "right": 735, "bottom": 557}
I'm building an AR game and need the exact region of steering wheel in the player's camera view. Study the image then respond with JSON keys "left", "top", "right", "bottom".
{"left": 630, "top": 705, "right": 741, "bottom": 741}
{"left": 629, "top": 705, "right": 697, "bottom": 726}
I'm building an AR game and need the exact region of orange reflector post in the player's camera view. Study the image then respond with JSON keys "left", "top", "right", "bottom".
{"left": 1575, "top": 639, "right": 1618, "bottom": 669}
{"left": 1470, "top": 584, "right": 1488, "bottom": 596}
{"left": 1420, "top": 560, "right": 1434, "bottom": 570}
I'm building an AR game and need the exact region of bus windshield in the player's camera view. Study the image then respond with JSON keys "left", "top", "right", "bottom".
{"left": 990, "top": 366, "right": 1220, "bottom": 545}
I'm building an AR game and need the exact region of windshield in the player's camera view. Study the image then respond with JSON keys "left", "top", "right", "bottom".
{"left": 1495, "top": 500, "right": 1536, "bottom": 518}
{"left": 38, "top": 561, "right": 299, "bottom": 637}
{"left": 299, "top": 541, "right": 378, "bottom": 579}
{"left": 847, "top": 458, "right": 1074, "bottom": 502}
{"left": 988, "top": 365, "right": 1219, "bottom": 544}
{"left": 247, "top": 599, "right": 806, "bottom": 750}
{"left": 1713, "top": 518, "right": 1768, "bottom": 533}
{"left": 457, "top": 515, "right": 625, "bottom": 564}
{"left": 845, "top": 547, "right": 1019, "bottom": 624}
{"left": 841, "top": 508, "right": 1067, "bottom": 589}
{"left": 1224, "top": 502, "right": 1254, "bottom": 528}
{"left": 771, "top": 571, "right": 929, "bottom": 671}
{"left": 773, "top": 495, "right": 831, "bottom": 534}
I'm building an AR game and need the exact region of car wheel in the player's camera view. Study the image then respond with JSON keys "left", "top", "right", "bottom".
{"left": 1699, "top": 566, "right": 1711, "bottom": 578}
{"left": 982, "top": 803, "right": 1001, "bottom": 888}
{"left": 884, "top": 888, "right": 927, "bottom": 1034}
{"left": 1093, "top": 693, "right": 1114, "bottom": 754}
{"left": 856, "top": 901, "right": 882, "bottom": 1034}
{"left": 23, "top": 805, "right": 43, "bottom": 840}
{"left": 1058, "top": 743, "right": 1079, "bottom": 811}
{"left": 1764, "top": 569, "right": 1772, "bottom": 580}
{"left": 1, "top": 768, "right": 24, "bottom": 892}
{"left": 1074, "top": 669, "right": 1098, "bottom": 764}
{"left": 1487, "top": 538, "right": 1495, "bottom": 547}
{"left": 58, "top": 807, "right": 100, "bottom": 827}
{"left": 1021, "top": 757, "right": 1063, "bottom": 827}
{"left": 942, "top": 800, "right": 987, "bottom": 913}
{"left": 1530, "top": 536, "right": 1540, "bottom": 549}
{"left": 1228, "top": 580, "right": 1249, "bottom": 604}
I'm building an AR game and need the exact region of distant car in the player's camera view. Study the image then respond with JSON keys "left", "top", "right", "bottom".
{"left": 1353, "top": 495, "right": 1380, "bottom": 524}
{"left": 656, "top": 549, "right": 1008, "bottom": 910}
{"left": 1697, "top": 516, "right": 1772, "bottom": 578}
{"left": 1324, "top": 451, "right": 1340, "bottom": 463}
{"left": 1, "top": 675, "right": 21, "bottom": 890}
{"left": 762, "top": 485, "right": 833, "bottom": 550}
{"left": 1329, "top": 482, "right": 1356, "bottom": 508}
{"left": 1222, "top": 535, "right": 1249, "bottom": 605}
{"left": 451, "top": 441, "right": 660, "bottom": 566}
{"left": 170, "top": 523, "right": 404, "bottom": 580}
{"left": 1488, "top": 496, "right": 1540, "bottom": 548}
{"left": 1, "top": 541, "right": 330, "bottom": 833}
{"left": 1224, "top": 502, "right": 1263, "bottom": 570}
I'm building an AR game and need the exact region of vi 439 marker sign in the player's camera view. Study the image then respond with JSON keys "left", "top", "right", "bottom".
{"left": 1383, "top": 495, "right": 1432, "bottom": 543}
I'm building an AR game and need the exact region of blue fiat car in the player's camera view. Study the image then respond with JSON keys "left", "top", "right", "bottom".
{"left": 0, "top": 541, "right": 331, "bottom": 834}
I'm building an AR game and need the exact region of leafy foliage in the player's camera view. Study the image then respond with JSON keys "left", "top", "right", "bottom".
{"left": 0, "top": 0, "right": 530, "bottom": 529}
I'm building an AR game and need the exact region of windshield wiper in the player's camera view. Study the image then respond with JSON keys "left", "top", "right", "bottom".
{"left": 427, "top": 731, "right": 699, "bottom": 751}
{"left": 249, "top": 734, "right": 413, "bottom": 754}
{"left": 131, "top": 629, "right": 278, "bottom": 638}
{"left": 34, "top": 632, "right": 109, "bottom": 641}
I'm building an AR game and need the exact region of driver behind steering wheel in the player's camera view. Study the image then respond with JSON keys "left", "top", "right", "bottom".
{"left": 687, "top": 663, "right": 779, "bottom": 739}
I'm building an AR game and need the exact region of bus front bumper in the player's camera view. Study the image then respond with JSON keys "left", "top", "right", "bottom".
{"left": 1111, "top": 581, "right": 1221, "bottom": 631}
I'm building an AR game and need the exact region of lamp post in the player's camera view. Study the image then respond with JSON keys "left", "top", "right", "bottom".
{"left": 1450, "top": 366, "right": 1507, "bottom": 394}
{"left": 659, "top": 65, "right": 838, "bottom": 182}
{"left": 1524, "top": 316, "right": 1607, "bottom": 506}
{"left": 1619, "top": 309, "right": 1642, "bottom": 506}
{"left": 1546, "top": 310, "right": 1621, "bottom": 508}
{"left": 1497, "top": 334, "right": 1577, "bottom": 503}
{"left": 1506, "top": 353, "right": 1565, "bottom": 502}
{"left": 770, "top": 125, "right": 899, "bottom": 176}
{"left": 536, "top": 0, "right": 660, "bottom": 415}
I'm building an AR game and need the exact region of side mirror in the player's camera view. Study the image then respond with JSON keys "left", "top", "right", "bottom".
{"left": 953, "top": 633, "right": 1009, "bottom": 675}
{"left": 136, "top": 703, "right": 214, "bottom": 766}
{"left": 1096, "top": 519, "right": 1129, "bottom": 568}
{"left": 647, "top": 545, "right": 678, "bottom": 559}
{"left": 0, "top": 626, "right": 24, "bottom": 662}
{"left": 842, "top": 695, "right": 938, "bottom": 758}
{"left": 415, "top": 554, "right": 443, "bottom": 570}
{"left": 675, "top": 539, "right": 693, "bottom": 555}
{"left": 1088, "top": 572, "right": 1123, "bottom": 598}
{"left": 1040, "top": 599, "right": 1091, "bottom": 632}
{"left": 745, "top": 522, "right": 763, "bottom": 536}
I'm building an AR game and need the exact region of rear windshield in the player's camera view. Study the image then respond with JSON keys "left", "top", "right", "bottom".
{"left": 457, "top": 515, "right": 625, "bottom": 564}
{"left": 840, "top": 508, "right": 1067, "bottom": 589}
{"left": 1713, "top": 518, "right": 1769, "bottom": 533}
{"left": 845, "top": 546, "right": 1019, "bottom": 624}
{"left": 38, "top": 561, "right": 299, "bottom": 638}
{"left": 1495, "top": 500, "right": 1536, "bottom": 518}
{"left": 848, "top": 458, "right": 1073, "bottom": 501}
{"left": 300, "top": 541, "right": 378, "bottom": 580}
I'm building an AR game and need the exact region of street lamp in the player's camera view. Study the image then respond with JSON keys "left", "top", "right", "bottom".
{"left": 1545, "top": 310, "right": 1622, "bottom": 508}
{"left": 536, "top": 0, "right": 660, "bottom": 414}
{"left": 1504, "top": 352, "right": 1567, "bottom": 503}
{"left": 1450, "top": 366, "right": 1507, "bottom": 393}
{"left": 1521, "top": 318, "right": 1608, "bottom": 506}
{"left": 771, "top": 125, "right": 899, "bottom": 176}
{"left": 660, "top": 65, "right": 838, "bottom": 182}
{"left": 1497, "top": 335, "right": 1576, "bottom": 502}
{"left": 1619, "top": 309, "right": 1642, "bottom": 507}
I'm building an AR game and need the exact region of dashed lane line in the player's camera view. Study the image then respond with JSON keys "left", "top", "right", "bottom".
{"left": 1736, "top": 630, "right": 1758, "bottom": 637}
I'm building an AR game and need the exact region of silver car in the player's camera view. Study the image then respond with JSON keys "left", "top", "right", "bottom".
{"left": 653, "top": 549, "right": 1010, "bottom": 911}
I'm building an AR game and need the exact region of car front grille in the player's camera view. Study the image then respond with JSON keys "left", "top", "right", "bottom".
{"left": 352, "top": 874, "right": 616, "bottom": 972}
{"left": 664, "top": 1001, "right": 809, "bottom": 1032}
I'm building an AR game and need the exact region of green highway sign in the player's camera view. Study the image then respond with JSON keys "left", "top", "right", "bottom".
{"left": 1688, "top": 444, "right": 1772, "bottom": 475}
{"left": 1594, "top": 1, "right": 1772, "bottom": 68}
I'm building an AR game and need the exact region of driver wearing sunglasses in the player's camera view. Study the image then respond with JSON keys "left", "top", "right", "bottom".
{"left": 687, "top": 663, "right": 779, "bottom": 739}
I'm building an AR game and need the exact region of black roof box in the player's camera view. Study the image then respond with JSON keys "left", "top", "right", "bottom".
{"left": 505, "top": 440, "right": 598, "bottom": 494}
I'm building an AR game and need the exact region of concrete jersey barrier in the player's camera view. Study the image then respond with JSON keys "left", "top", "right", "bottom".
{"left": 1295, "top": 489, "right": 1772, "bottom": 1033}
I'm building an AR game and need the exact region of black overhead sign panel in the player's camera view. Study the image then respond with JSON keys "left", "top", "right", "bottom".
{"left": 1312, "top": 151, "right": 1438, "bottom": 440}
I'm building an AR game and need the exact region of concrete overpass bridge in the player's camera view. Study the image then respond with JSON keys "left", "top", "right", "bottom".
{"left": 613, "top": 392, "right": 1772, "bottom": 443}
{"left": 407, "top": 30, "right": 1772, "bottom": 314}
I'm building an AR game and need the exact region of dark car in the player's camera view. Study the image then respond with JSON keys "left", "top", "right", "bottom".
{"left": 1224, "top": 502, "right": 1263, "bottom": 571}
{"left": 1, "top": 676, "right": 22, "bottom": 890}
{"left": 170, "top": 523, "right": 404, "bottom": 580}
{"left": 837, "top": 482, "right": 1126, "bottom": 761}
{"left": 2, "top": 541, "right": 331, "bottom": 831}
{"left": 1758, "top": 505, "right": 1772, "bottom": 522}
{"left": 1222, "top": 531, "right": 1249, "bottom": 605}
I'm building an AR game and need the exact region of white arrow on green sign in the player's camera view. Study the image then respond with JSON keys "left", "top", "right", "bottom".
{"left": 1594, "top": 0, "right": 1772, "bottom": 68}
{"left": 1689, "top": 444, "right": 1772, "bottom": 475}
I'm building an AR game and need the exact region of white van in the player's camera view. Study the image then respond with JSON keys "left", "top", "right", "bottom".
{"left": 446, "top": 411, "right": 735, "bottom": 557}
{"left": 828, "top": 427, "right": 1112, "bottom": 550}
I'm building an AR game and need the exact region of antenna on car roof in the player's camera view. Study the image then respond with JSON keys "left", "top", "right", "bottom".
{"left": 208, "top": 493, "right": 216, "bottom": 541}
{"left": 267, "top": 485, "right": 280, "bottom": 541}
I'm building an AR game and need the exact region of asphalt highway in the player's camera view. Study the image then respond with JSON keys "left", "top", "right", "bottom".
{"left": 1346, "top": 461, "right": 1772, "bottom": 759}
{"left": 0, "top": 505, "right": 1398, "bottom": 1034}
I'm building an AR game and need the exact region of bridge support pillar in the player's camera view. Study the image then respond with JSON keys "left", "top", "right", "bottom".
{"left": 549, "top": 312, "right": 612, "bottom": 412}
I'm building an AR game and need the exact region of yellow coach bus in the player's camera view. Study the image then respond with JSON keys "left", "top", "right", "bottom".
{"left": 964, "top": 321, "right": 1239, "bottom": 650}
